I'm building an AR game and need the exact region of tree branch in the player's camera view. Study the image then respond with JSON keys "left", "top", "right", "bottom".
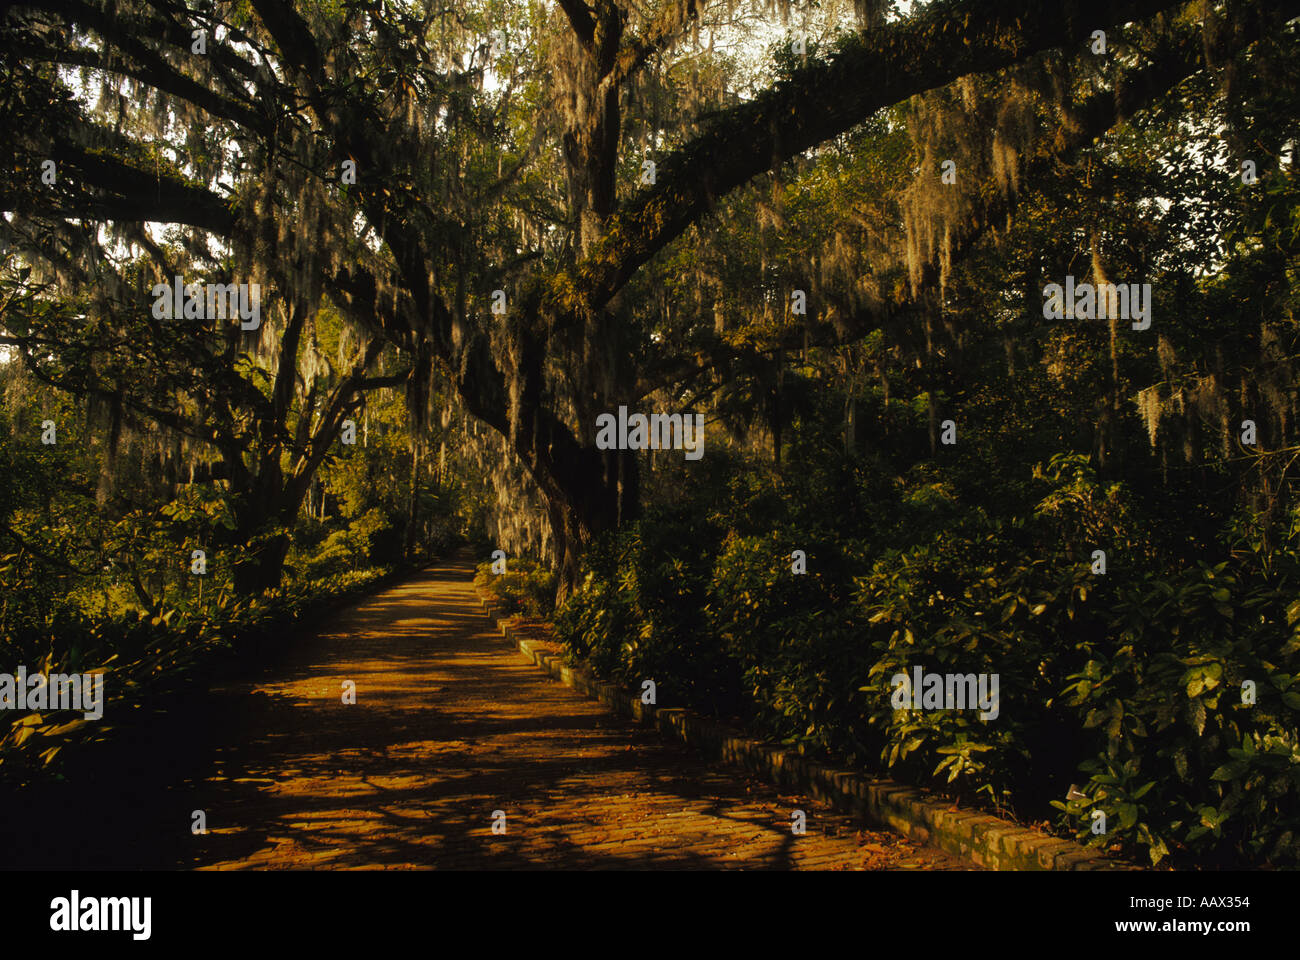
{"left": 574, "top": 0, "right": 1183, "bottom": 310}
{"left": 557, "top": 0, "right": 598, "bottom": 49}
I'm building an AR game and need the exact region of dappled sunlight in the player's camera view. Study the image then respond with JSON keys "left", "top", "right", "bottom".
{"left": 0, "top": 556, "right": 969, "bottom": 871}
{"left": 172, "top": 557, "right": 964, "bottom": 871}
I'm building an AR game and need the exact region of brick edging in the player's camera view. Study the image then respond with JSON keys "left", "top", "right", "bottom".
{"left": 478, "top": 597, "right": 1135, "bottom": 871}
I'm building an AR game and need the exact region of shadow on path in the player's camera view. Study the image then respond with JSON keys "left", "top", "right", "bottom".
{"left": 3, "top": 554, "right": 975, "bottom": 871}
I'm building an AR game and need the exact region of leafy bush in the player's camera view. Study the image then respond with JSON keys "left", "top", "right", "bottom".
{"left": 1048, "top": 539, "right": 1300, "bottom": 866}
{"left": 475, "top": 557, "right": 557, "bottom": 619}
{"left": 551, "top": 448, "right": 1300, "bottom": 867}
{"left": 0, "top": 564, "right": 395, "bottom": 787}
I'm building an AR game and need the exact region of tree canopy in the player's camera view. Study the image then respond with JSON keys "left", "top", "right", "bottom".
{"left": 4, "top": 0, "right": 1300, "bottom": 866}
{"left": 10, "top": 0, "right": 1296, "bottom": 591}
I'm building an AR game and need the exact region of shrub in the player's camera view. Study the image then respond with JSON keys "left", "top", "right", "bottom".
{"left": 547, "top": 449, "right": 1300, "bottom": 867}
{"left": 475, "top": 557, "right": 557, "bottom": 619}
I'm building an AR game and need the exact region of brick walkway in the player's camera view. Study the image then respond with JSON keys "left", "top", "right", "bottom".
{"left": 180, "top": 556, "right": 974, "bottom": 870}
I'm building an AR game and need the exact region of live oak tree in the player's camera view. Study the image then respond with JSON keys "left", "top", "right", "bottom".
{"left": 3, "top": 0, "right": 1296, "bottom": 596}
{"left": 0, "top": 269, "right": 409, "bottom": 593}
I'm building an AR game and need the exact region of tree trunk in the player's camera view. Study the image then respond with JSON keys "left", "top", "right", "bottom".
{"left": 226, "top": 469, "right": 311, "bottom": 595}
{"left": 771, "top": 387, "right": 783, "bottom": 465}
{"left": 231, "top": 532, "right": 291, "bottom": 595}
{"left": 535, "top": 444, "right": 639, "bottom": 604}
{"left": 404, "top": 440, "right": 420, "bottom": 559}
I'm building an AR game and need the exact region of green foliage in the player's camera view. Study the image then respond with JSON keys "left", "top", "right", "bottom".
{"left": 302, "top": 507, "right": 392, "bottom": 579}
{"left": 4, "top": 0, "right": 1300, "bottom": 874}
{"left": 475, "top": 557, "right": 557, "bottom": 619}
{"left": 1047, "top": 519, "right": 1300, "bottom": 866}
{"left": 555, "top": 440, "right": 1300, "bottom": 867}
{"left": 0, "top": 564, "right": 394, "bottom": 787}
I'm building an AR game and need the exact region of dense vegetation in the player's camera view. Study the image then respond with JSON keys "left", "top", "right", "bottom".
{"left": 0, "top": 327, "right": 488, "bottom": 781}
{"left": 4, "top": 0, "right": 1299, "bottom": 868}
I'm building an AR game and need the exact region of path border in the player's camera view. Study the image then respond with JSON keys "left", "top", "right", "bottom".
{"left": 478, "top": 597, "right": 1136, "bottom": 872}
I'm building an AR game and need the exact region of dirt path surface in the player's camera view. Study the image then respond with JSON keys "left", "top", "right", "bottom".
{"left": 176, "top": 556, "right": 975, "bottom": 870}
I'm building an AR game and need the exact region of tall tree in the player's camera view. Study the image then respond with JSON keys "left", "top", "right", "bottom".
{"left": 3, "top": 0, "right": 1294, "bottom": 594}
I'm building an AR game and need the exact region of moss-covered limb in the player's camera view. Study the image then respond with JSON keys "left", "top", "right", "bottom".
{"left": 633, "top": 0, "right": 1300, "bottom": 372}
{"left": 246, "top": 0, "right": 328, "bottom": 89}
{"left": 606, "top": 0, "right": 701, "bottom": 91}
{"left": 8, "top": 26, "right": 267, "bottom": 134}
{"left": 0, "top": 130, "right": 237, "bottom": 233}
{"left": 575, "top": 0, "right": 1183, "bottom": 310}
{"left": 17, "top": 0, "right": 266, "bottom": 83}
{"left": 557, "top": 0, "right": 599, "bottom": 50}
